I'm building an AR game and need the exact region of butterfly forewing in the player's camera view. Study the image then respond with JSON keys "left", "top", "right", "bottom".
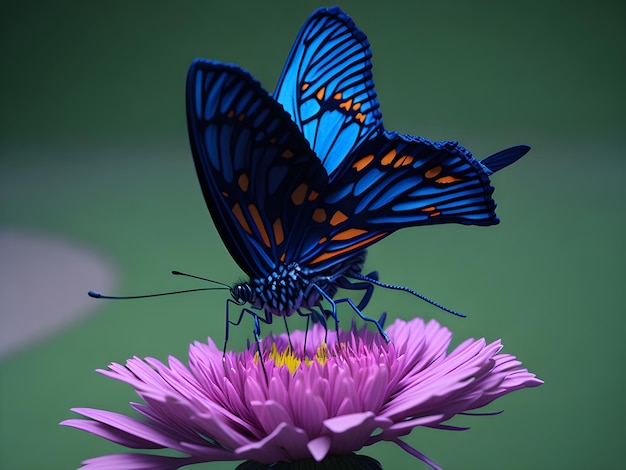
{"left": 187, "top": 60, "right": 328, "bottom": 278}
{"left": 274, "top": 7, "right": 382, "bottom": 178}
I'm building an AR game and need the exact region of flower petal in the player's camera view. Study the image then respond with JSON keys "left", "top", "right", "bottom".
{"left": 323, "top": 412, "right": 378, "bottom": 455}
{"left": 59, "top": 418, "right": 162, "bottom": 449}
{"left": 307, "top": 435, "right": 331, "bottom": 461}
{"left": 393, "top": 438, "right": 443, "bottom": 470}
{"left": 78, "top": 453, "right": 204, "bottom": 470}
{"left": 250, "top": 399, "right": 295, "bottom": 434}
{"left": 234, "top": 422, "right": 310, "bottom": 463}
{"left": 64, "top": 408, "right": 181, "bottom": 449}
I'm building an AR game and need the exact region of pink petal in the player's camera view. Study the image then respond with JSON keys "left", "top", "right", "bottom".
{"left": 393, "top": 438, "right": 443, "bottom": 470}
{"left": 323, "top": 412, "right": 377, "bottom": 454}
{"left": 308, "top": 435, "right": 332, "bottom": 461}
{"left": 250, "top": 399, "right": 295, "bottom": 434}
{"left": 79, "top": 453, "right": 204, "bottom": 470}
{"left": 235, "top": 422, "right": 310, "bottom": 463}
{"left": 60, "top": 418, "right": 162, "bottom": 449}
{"left": 66, "top": 408, "right": 182, "bottom": 449}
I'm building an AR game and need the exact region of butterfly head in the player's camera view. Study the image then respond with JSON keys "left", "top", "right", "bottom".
{"left": 230, "top": 282, "right": 254, "bottom": 306}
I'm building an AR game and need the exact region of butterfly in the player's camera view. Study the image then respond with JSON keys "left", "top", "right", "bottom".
{"left": 186, "top": 6, "right": 529, "bottom": 342}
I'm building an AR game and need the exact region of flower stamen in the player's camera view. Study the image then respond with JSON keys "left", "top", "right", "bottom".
{"left": 267, "top": 342, "right": 332, "bottom": 373}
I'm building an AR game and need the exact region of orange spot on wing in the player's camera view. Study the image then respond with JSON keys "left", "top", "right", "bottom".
{"left": 310, "top": 232, "right": 387, "bottom": 264}
{"left": 421, "top": 206, "right": 437, "bottom": 212}
{"left": 394, "top": 155, "right": 414, "bottom": 168}
{"left": 273, "top": 218, "right": 284, "bottom": 245}
{"left": 425, "top": 166, "right": 442, "bottom": 178}
{"left": 318, "top": 236, "right": 328, "bottom": 244}
{"left": 291, "top": 183, "right": 308, "bottom": 206}
{"left": 339, "top": 98, "right": 353, "bottom": 111}
{"left": 312, "top": 208, "right": 327, "bottom": 222}
{"left": 221, "top": 191, "right": 229, "bottom": 197}
{"left": 301, "top": 83, "right": 310, "bottom": 91}
{"left": 238, "top": 113, "right": 245, "bottom": 121}
{"left": 330, "top": 210, "right": 348, "bottom": 226}
{"left": 248, "top": 204, "right": 270, "bottom": 247}
{"left": 227, "top": 110, "right": 234, "bottom": 118}
{"left": 381, "top": 149, "right": 397, "bottom": 166}
{"left": 331, "top": 228, "right": 368, "bottom": 241}
{"left": 238, "top": 173, "right": 249, "bottom": 192}
{"left": 270, "top": 137, "right": 277, "bottom": 144}
{"left": 352, "top": 154, "right": 374, "bottom": 172}
{"left": 352, "top": 102, "right": 361, "bottom": 111}
{"left": 430, "top": 211, "right": 441, "bottom": 217}
{"left": 334, "top": 92, "right": 342, "bottom": 99}
{"left": 280, "top": 252, "right": 286, "bottom": 262}
{"left": 355, "top": 112, "right": 366, "bottom": 123}
{"left": 308, "top": 190, "right": 319, "bottom": 201}
{"left": 316, "top": 87, "right": 326, "bottom": 101}
{"left": 282, "top": 149, "right": 294, "bottom": 158}
{"left": 232, "top": 203, "right": 252, "bottom": 234}
{"left": 436, "top": 176, "right": 463, "bottom": 184}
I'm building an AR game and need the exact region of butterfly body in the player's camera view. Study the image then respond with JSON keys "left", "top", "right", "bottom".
{"left": 186, "top": 7, "right": 529, "bottom": 340}
{"left": 230, "top": 249, "right": 366, "bottom": 318}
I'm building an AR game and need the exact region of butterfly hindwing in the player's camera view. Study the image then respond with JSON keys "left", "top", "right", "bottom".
{"left": 186, "top": 60, "right": 328, "bottom": 278}
{"left": 274, "top": 6, "right": 382, "bottom": 177}
{"left": 297, "top": 132, "right": 524, "bottom": 270}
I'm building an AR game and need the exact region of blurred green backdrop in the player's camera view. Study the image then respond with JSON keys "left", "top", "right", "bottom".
{"left": 1, "top": 0, "right": 624, "bottom": 469}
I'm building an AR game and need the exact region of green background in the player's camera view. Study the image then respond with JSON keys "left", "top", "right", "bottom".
{"left": 1, "top": 0, "right": 624, "bottom": 469}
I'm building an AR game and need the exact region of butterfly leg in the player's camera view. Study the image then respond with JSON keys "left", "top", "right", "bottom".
{"left": 317, "top": 304, "right": 334, "bottom": 344}
{"left": 310, "top": 284, "right": 390, "bottom": 343}
{"left": 245, "top": 308, "right": 274, "bottom": 382}
{"left": 305, "top": 286, "right": 339, "bottom": 342}
{"left": 336, "top": 273, "right": 389, "bottom": 332}
{"left": 335, "top": 271, "right": 379, "bottom": 311}
{"left": 338, "top": 296, "right": 390, "bottom": 342}
{"left": 224, "top": 299, "right": 247, "bottom": 354}
{"left": 299, "top": 307, "right": 328, "bottom": 327}
{"left": 224, "top": 299, "right": 274, "bottom": 354}
{"left": 249, "top": 312, "right": 270, "bottom": 382}
{"left": 297, "top": 307, "right": 330, "bottom": 346}
{"left": 282, "top": 314, "right": 295, "bottom": 350}
{"left": 250, "top": 308, "right": 276, "bottom": 346}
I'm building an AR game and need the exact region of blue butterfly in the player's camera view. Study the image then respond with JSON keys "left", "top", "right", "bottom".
{"left": 186, "top": 7, "right": 529, "bottom": 342}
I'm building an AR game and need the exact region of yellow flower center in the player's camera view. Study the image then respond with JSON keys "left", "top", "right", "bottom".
{"left": 268, "top": 343, "right": 329, "bottom": 373}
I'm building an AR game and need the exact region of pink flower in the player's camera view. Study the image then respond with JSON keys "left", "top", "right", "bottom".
{"left": 61, "top": 318, "right": 542, "bottom": 469}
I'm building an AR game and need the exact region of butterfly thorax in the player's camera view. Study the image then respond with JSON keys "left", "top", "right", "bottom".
{"left": 230, "top": 263, "right": 314, "bottom": 317}
{"left": 231, "top": 251, "right": 368, "bottom": 317}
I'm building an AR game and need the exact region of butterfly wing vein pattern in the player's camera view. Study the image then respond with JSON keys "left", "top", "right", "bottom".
{"left": 274, "top": 8, "right": 382, "bottom": 178}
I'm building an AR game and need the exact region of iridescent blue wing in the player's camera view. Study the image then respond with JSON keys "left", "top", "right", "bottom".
{"left": 186, "top": 60, "right": 328, "bottom": 278}
{"left": 295, "top": 131, "right": 530, "bottom": 270}
{"left": 273, "top": 6, "right": 382, "bottom": 178}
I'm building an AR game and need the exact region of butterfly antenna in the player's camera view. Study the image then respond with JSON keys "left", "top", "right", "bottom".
{"left": 351, "top": 273, "right": 466, "bottom": 318}
{"left": 88, "top": 286, "right": 229, "bottom": 300}
{"left": 171, "top": 270, "right": 232, "bottom": 288}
